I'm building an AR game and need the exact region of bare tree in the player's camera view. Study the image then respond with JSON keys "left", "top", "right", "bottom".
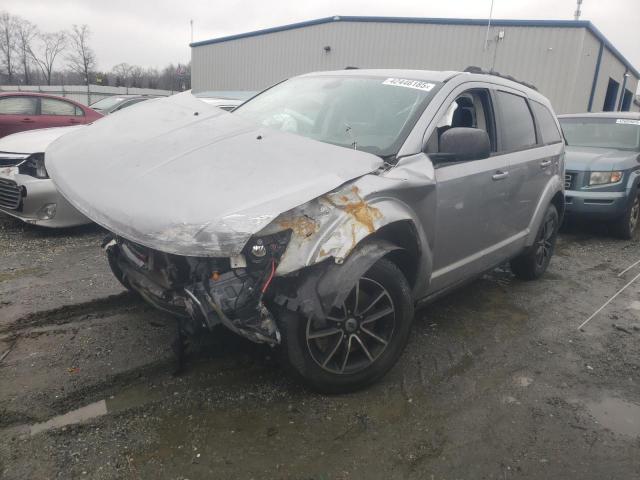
{"left": 66, "top": 24, "right": 95, "bottom": 85}
{"left": 111, "top": 62, "right": 133, "bottom": 87}
{"left": 14, "top": 17, "right": 38, "bottom": 85}
{"left": 129, "top": 65, "right": 144, "bottom": 87}
{"left": 28, "top": 31, "right": 66, "bottom": 85}
{"left": 0, "top": 11, "right": 18, "bottom": 82}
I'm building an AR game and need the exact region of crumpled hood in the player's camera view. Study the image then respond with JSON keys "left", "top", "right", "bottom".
{"left": 565, "top": 146, "right": 637, "bottom": 171}
{"left": 46, "top": 91, "right": 383, "bottom": 257}
{"left": 0, "top": 125, "right": 85, "bottom": 154}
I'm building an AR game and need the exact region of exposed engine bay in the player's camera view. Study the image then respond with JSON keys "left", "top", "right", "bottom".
{"left": 104, "top": 230, "right": 292, "bottom": 345}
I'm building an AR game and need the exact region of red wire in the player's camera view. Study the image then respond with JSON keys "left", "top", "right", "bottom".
{"left": 261, "top": 259, "right": 276, "bottom": 294}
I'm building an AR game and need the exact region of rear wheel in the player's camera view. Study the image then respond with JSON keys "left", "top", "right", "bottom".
{"left": 510, "top": 204, "right": 559, "bottom": 280}
{"left": 612, "top": 191, "right": 639, "bottom": 240}
{"left": 279, "top": 257, "right": 414, "bottom": 393}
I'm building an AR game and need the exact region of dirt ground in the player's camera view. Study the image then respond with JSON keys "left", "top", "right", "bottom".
{"left": 0, "top": 212, "right": 639, "bottom": 480}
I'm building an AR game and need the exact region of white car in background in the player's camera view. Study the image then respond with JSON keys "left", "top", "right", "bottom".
{"left": 0, "top": 91, "right": 255, "bottom": 228}
{"left": 0, "top": 125, "right": 90, "bottom": 227}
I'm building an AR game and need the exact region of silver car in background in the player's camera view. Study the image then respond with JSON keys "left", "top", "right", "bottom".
{"left": 47, "top": 69, "right": 565, "bottom": 392}
{"left": 0, "top": 126, "right": 90, "bottom": 227}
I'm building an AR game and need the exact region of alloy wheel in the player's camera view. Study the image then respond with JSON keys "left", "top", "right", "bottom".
{"left": 305, "top": 277, "right": 396, "bottom": 375}
{"left": 535, "top": 215, "right": 557, "bottom": 267}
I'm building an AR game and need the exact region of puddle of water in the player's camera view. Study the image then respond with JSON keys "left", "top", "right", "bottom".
{"left": 30, "top": 400, "right": 107, "bottom": 435}
{"left": 586, "top": 397, "right": 640, "bottom": 437}
{"left": 7, "top": 382, "right": 166, "bottom": 437}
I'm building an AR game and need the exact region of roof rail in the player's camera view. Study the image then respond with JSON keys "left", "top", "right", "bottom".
{"left": 463, "top": 66, "right": 538, "bottom": 91}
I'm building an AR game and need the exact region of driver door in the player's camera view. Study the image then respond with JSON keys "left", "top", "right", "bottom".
{"left": 426, "top": 87, "right": 511, "bottom": 294}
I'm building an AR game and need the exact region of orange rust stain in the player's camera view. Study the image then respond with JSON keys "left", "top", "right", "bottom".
{"left": 324, "top": 184, "right": 383, "bottom": 234}
{"left": 342, "top": 200, "right": 382, "bottom": 233}
{"left": 277, "top": 215, "right": 319, "bottom": 238}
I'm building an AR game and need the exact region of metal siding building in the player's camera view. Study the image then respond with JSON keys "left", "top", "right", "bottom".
{"left": 191, "top": 16, "right": 639, "bottom": 114}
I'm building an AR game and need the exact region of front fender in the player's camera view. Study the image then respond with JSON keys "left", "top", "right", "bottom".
{"left": 260, "top": 181, "right": 430, "bottom": 276}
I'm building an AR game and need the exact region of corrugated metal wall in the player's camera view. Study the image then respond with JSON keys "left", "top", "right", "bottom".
{"left": 191, "top": 21, "right": 638, "bottom": 114}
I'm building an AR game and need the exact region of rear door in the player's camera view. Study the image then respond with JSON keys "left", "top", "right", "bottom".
{"left": 426, "top": 85, "right": 512, "bottom": 293}
{"left": 39, "top": 97, "right": 86, "bottom": 128}
{"left": 0, "top": 95, "right": 39, "bottom": 138}
{"left": 494, "top": 90, "right": 562, "bottom": 235}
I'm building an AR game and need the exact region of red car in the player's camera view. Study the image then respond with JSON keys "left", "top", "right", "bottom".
{"left": 0, "top": 92, "right": 102, "bottom": 138}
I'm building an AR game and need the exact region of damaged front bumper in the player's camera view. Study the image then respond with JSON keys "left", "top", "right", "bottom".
{"left": 104, "top": 231, "right": 291, "bottom": 345}
{"left": 0, "top": 168, "right": 90, "bottom": 228}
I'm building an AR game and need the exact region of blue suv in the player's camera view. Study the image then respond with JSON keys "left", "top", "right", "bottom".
{"left": 559, "top": 112, "right": 640, "bottom": 238}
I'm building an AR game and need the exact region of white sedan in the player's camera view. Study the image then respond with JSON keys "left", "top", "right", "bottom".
{"left": 0, "top": 126, "right": 91, "bottom": 227}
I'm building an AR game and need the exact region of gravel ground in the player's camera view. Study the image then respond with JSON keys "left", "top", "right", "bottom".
{"left": 0, "top": 212, "right": 639, "bottom": 479}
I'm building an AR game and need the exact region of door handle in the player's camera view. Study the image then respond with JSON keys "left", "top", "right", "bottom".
{"left": 21, "top": 118, "right": 35, "bottom": 123}
{"left": 492, "top": 170, "right": 509, "bottom": 181}
{"left": 540, "top": 159, "right": 552, "bottom": 168}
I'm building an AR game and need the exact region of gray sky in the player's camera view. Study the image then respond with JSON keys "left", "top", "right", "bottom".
{"left": 5, "top": 0, "right": 640, "bottom": 72}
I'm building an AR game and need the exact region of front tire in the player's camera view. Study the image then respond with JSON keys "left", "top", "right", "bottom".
{"left": 510, "top": 204, "right": 559, "bottom": 280}
{"left": 278, "top": 257, "right": 414, "bottom": 394}
{"left": 612, "top": 191, "right": 639, "bottom": 240}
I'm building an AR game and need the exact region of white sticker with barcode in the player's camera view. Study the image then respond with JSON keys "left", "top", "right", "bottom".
{"left": 616, "top": 119, "right": 640, "bottom": 125}
{"left": 382, "top": 78, "right": 435, "bottom": 91}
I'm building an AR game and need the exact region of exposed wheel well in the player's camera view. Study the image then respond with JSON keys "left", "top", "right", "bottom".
{"left": 369, "top": 221, "right": 421, "bottom": 288}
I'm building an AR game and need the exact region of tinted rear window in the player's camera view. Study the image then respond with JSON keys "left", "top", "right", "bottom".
{"left": 496, "top": 91, "right": 536, "bottom": 151}
{"left": 531, "top": 101, "right": 562, "bottom": 144}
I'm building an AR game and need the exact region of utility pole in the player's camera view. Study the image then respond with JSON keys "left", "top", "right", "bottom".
{"left": 574, "top": 0, "right": 583, "bottom": 20}
{"left": 484, "top": 0, "right": 495, "bottom": 51}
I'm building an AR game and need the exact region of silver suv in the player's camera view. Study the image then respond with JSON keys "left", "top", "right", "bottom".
{"left": 47, "top": 69, "right": 565, "bottom": 393}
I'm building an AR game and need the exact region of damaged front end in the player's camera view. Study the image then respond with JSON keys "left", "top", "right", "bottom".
{"left": 104, "top": 230, "right": 292, "bottom": 345}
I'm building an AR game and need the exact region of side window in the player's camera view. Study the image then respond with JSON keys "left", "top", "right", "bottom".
{"left": 115, "top": 98, "right": 146, "bottom": 111}
{"left": 74, "top": 105, "right": 85, "bottom": 116}
{"left": 41, "top": 98, "right": 77, "bottom": 116}
{"left": 495, "top": 91, "right": 536, "bottom": 151}
{"left": 426, "top": 89, "right": 496, "bottom": 155}
{"left": 530, "top": 101, "right": 562, "bottom": 144}
{"left": 0, "top": 96, "right": 38, "bottom": 115}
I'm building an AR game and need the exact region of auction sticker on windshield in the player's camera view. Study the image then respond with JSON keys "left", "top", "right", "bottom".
{"left": 616, "top": 119, "right": 640, "bottom": 125}
{"left": 383, "top": 78, "right": 435, "bottom": 91}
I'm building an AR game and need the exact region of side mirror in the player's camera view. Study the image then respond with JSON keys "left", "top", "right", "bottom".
{"left": 430, "top": 127, "right": 491, "bottom": 163}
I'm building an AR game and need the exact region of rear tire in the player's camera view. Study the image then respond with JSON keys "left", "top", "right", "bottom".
{"left": 510, "top": 204, "right": 559, "bottom": 281}
{"left": 612, "top": 191, "right": 639, "bottom": 240}
{"left": 278, "top": 257, "right": 414, "bottom": 394}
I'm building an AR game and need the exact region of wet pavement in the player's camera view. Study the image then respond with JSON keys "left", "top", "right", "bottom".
{"left": 0, "top": 213, "right": 639, "bottom": 479}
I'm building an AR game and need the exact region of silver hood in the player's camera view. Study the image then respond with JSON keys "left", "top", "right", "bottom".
{"left": 46, "top": 91, "right": 383, "bottom": 256}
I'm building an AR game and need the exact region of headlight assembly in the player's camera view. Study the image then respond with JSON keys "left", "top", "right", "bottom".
{"left": 589, "top": 171, "right": 622, "bottom": 186}
{"left": 19, "top": 153, "right": 49, "bottom": 179}
{"left": 244, "top": 230, "right": 292, "bottom": 264}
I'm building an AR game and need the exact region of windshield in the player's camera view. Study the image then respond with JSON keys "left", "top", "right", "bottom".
{"left": 560, "top": 117, "right": 640, "bottom": 151}
{"left": 89, "top": 96, "right": 129, "bottom": 111}
{"left": 234, "top": 75, "right": 441, "bottom": 157}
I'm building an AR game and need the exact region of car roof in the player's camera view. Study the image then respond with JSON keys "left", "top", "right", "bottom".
{"left": 0, "top": 91, "right": 88, "bottom": 106}
{"left": 558, "top": 111, "right": 640, "bottom": 120}
{"left": 297, "top": 68, "right": 545, "bottom": 103}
